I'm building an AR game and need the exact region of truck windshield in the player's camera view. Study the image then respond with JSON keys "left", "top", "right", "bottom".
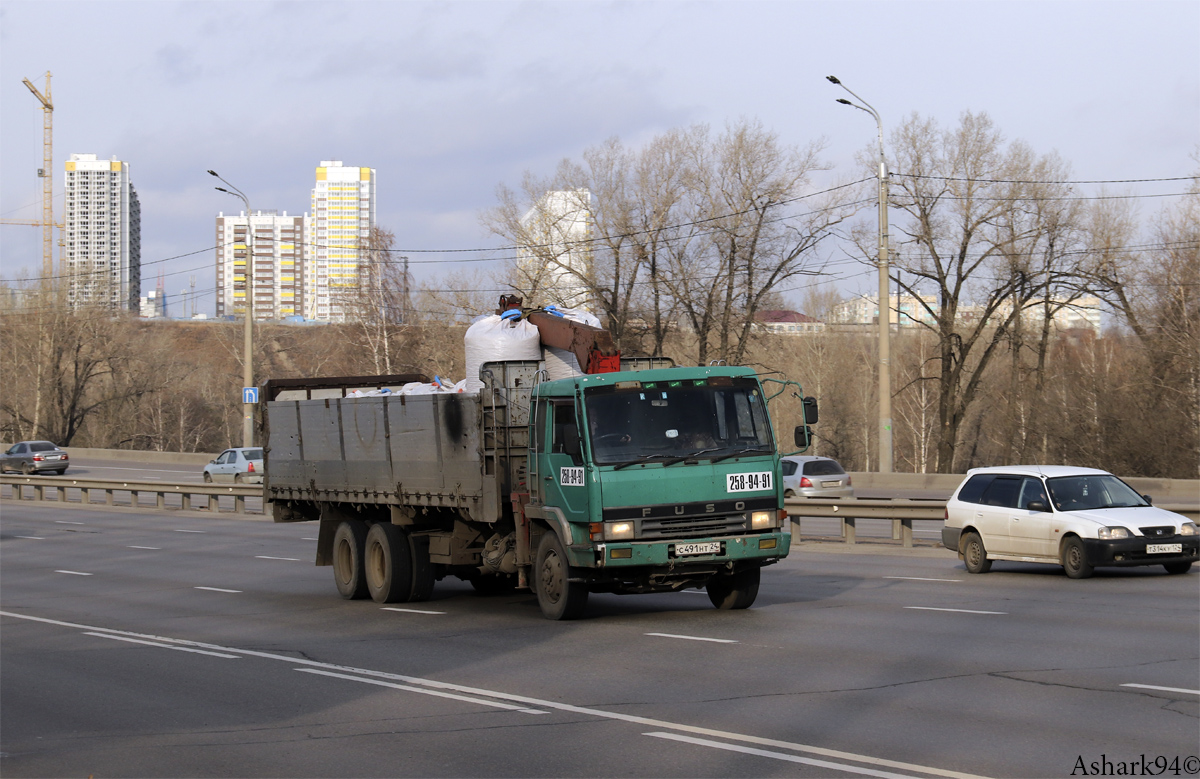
{"left": 583, "top": 377, "right": 774, "bottom": 465}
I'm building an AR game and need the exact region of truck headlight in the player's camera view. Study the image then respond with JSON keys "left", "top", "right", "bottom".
{"left": 1180, "top": 523, "right": 1197, "bottom": 536}
{"left": 750, "top": 511, "right": 778, "bottom": 530}
{"left": 1098, "top": 526, "right": 1130, "bottom": 540}
{"left": 604, "top": 521, "right": 634, "bottom": 541}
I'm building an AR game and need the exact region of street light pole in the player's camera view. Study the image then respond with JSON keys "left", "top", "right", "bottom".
{"left": 209, "top": 170, "right": 255, "bottom": 448}
{"left": 827, "top": 75, "right": 893, "bottom": 473}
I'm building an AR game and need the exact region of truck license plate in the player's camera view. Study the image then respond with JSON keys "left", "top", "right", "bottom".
{"left": 727, "top": 472, "right": 772, "bottom": 492}
{"left": 674, "top": 542, "right": 721, "bottom": 556}
{"left": 1146, "top": 543, "right": 1182, "bottom": 554}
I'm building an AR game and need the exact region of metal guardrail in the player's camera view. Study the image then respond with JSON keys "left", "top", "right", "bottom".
{"left": 3, "top": 477, "right": 1193, "bottom": 543}
{"left": 0, "top": 475, "right": 263, "bottom": 514}
{"left": 786, "top": 497, "right": 1200, "bottom": 548}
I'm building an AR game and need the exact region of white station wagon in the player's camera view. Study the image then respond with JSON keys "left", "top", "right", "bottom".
{"left": 943, "top": 465, "right": 1198, "bottom": 578}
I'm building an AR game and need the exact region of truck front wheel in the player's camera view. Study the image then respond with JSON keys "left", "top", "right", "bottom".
{"left": 535, "top": 532, "right": 588, "bottom": 620}
{"left": 707, "top": 566, "right": 760, "bottom": 610}
{"left": 365, "top": 523, "right": 413, "bottom": 603}
{"left": 333, "top": 520, "right": 369, "bottom": 600}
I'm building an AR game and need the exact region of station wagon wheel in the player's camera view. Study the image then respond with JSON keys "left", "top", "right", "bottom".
{"left": 1061, "top": 536, "right": 1094, "bottom": 579}
{"left": 1163, "top": 561, "right": 1192, "bottom": 575}
{"left": 203, "top": 473, "right": 212, "bottom": 483}
{"left": 962, "top": 532, "right": 992, "bottom": 574}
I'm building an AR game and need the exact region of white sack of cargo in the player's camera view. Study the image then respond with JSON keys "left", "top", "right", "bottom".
{"left": 398, "top": 377, "right": 468, "bottom": 395}
{"left": 464, "top": 313, "right": 543, "bottom": 392}
{"left": 542, "top": 306, "right": 603, "bottom": 381}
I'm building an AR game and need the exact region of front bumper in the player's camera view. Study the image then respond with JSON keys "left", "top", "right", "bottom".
{"left": 1082, "top": 536, "right": 1199, "bottom": 568}
{"left": 582, "top": 531, "right": 790, "bottom": 569}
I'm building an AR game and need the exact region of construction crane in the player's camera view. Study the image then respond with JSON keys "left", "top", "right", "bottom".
{"left": 22, "top": 72, "right": 55, "bottom": 280}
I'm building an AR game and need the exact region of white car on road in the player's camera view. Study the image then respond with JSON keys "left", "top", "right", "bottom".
{"left": 943, "top": 465, "right": 1197, "bottom": 578}
{"left": 203, "top": 447, "right": 264, "bottom": 484}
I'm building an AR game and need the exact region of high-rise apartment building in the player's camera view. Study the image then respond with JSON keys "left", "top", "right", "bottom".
{"left": 63, "top": 154, "right": 141, "bottom": 311}
{"left": 518, "top": 189, "right": 593, "bottom": 309}
{"left": 303, "top": 161, "right": 375, "bottom": 321}
{"left": 215, "top": 211, "right": 305, "bottom": 321}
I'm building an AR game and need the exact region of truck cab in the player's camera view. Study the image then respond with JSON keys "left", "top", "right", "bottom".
{"left": 520, "top": 366, "right": 792, "bottom": 618}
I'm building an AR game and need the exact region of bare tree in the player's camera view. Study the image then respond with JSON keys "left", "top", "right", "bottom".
{"left": 887, "top": 111, "right": 1084, "bottom": 472}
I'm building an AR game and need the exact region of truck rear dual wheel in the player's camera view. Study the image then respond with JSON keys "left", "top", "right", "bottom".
{"left": 333, "top": 520, "right": 370, "bottom": 600}
{"left": 363, "top": 523, "right": 437, "bottom": 604}
{"left": 535, "top": 532, "right": 588, "bottom": 620}
{"left": 706, "top": 566, "right": 760, "bottom": 609}
{"left": 365, "top": 523, "right": 413, "bottom": 603}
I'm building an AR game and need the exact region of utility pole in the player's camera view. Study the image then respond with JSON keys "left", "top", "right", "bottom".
{"left": 22, "top": 72, "right": 54, "bottom": 282}
{"left": 828, "top": 75, "right": 893, "bottom": 472}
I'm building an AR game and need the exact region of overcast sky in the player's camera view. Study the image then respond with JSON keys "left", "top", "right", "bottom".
{"left": 2, "top": 0, "right": 1197, "bottom": 315}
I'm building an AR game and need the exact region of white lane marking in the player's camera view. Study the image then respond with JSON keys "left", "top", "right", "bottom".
{"left": 55, "top": 521, "right": 85, "bottom": 525}
{"left": 301, "top": 537, "right": 318, "bottom": 541}
{"left": 255, "top": 556, "right": 301, "bottom": 561}
{"left": 15, "top": 536, "right": 45, "bottom": 540}
{"left": 295, "top": 668, "right": 547, "bottom": 714}
{"left": 84, "top": 632, "right": 239, "bottom": 659}
{"left": 173, "top": 529, "right": 205, "bottom": 534}
{"left": 1120, "top": 683, "right": 1200, "bottom": 695}
{"left": 129, "top": 546, "right": 160, "bottom": 550}
{"left": 884, "top": 577, "right": 961, "bottom": 582}
{"left": 645, "top": 632, "right": 738, "bottom": 644}
{"left": 194, "top": 586, "right": 241, "bottom": 593}
{"left": 55, "top": 570, "right": 92, "bottom": 576}
{"left": 381, "top": 607, "right": 446, "bottom": 615}
{"left": 0, "top": 610, "right": 992, "bottom": 779}
{"left": 644, "top": 732, "right": 922, "bottom": 779}
{"left": 905, "top": 607, "right": 1007, "bottom": 615}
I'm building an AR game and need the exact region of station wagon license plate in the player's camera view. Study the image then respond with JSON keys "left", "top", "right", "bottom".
{"left": 821, "top": 480, "right": 841, "bottom": 488}
{"left": 674, "top": 541, "right": 721, "bottom": 557}
{"left": 1146, "top": 543, "right": 1182, "bottom": 554}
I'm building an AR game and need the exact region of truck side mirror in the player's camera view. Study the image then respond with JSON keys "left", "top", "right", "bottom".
{"left": 794, "top": 426, "right": 812, "bottom": 450}
{"left": 802, "top": 396, "right": 819, "bottom": 425}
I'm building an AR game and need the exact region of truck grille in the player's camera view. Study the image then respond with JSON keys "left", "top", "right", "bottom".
{"left": 640, "top": 514, "right": 747, "bottom": 539}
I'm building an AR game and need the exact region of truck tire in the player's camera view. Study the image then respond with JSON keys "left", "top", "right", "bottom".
{"left": 535, "top": 532, "right": 588, "bottom": 620}
{"left": 365, "top": 523, "right": 413, "bottom": 603}
{"left": 707, "top": 566, "right": 760, "bottom": 609}
{"left": 333, "top": 520, "right": 369, "bottom": 600}
{"left": 408, "top": 533, "right": 435, "bottom": 602}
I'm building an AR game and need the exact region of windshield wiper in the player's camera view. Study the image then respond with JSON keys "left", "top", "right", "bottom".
{"left": 612, "top": 453, "right": 676, "bottom": 471}
{"left": 709, "top": 446, "right": 773, "bottom": 463}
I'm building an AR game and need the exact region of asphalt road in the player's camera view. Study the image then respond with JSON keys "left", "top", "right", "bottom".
{"left": 2, "top": 501, "right": 1197, "bottom": 779}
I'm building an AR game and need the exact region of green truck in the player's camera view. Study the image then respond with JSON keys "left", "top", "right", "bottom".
{"left": 264, "top": 358, "right": 816, "bottom": 620}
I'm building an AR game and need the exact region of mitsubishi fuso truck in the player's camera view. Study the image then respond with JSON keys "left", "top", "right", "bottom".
{"left": 263, "top": 310, "right": 817, "bottom": 619}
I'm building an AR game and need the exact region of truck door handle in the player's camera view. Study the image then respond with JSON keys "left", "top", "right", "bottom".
{"left": 544, "top": 475, "right": 553, "bottom": 481}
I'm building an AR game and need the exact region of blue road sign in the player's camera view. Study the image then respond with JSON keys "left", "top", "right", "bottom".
{"left": 243, "top": 387, "right": 259, "bottom": 404}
